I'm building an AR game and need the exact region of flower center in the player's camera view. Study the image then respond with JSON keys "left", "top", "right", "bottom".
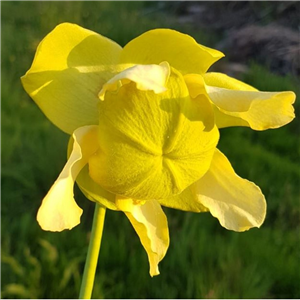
{"left": 89, "top": 69, "right": 219, "bottom": 200}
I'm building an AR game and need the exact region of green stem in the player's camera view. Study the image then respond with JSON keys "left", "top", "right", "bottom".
{"left": 79, "top": 203, "right": 106, "bottom": 299}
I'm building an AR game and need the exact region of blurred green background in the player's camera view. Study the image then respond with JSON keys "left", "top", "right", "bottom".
{"left": 1, "top": 1, "right": 300, "bottom": 299}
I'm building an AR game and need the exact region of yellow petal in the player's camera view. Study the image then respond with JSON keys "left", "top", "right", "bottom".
{"left": 120, "top": 29, "right": 224, "bottom": 75}
{"left": 21, "top": 23, "right": 123, "bottom": 134}
{"left": 204, "top": 72, "right": 296, "bottom": 130}
{"left": 89, "top": 67, "right": 219, "bottom": 200}
{"left": 99, "top": 62, "right": 170, "bottom": 100}
{"left": 194, "top": 149, "right": 267, "bottom": 231}
{"left": 116, "top": 197, "right": 169, "bottom": 276}
{"left": 37, "top": 125, "right": 98, "bottom": 231}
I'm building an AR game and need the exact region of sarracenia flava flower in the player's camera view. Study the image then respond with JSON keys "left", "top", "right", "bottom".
{"left": 22, "top": 23, "right": 296, "bottom": 277}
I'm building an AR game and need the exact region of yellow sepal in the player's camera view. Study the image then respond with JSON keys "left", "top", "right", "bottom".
{"left": 21, "top": 23, "right": 123, "bottom": 134}
{"left": 120, "top": 28, "right": 224, "bottom": 74}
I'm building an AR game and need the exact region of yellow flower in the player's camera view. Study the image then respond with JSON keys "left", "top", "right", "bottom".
{"left": 21, "top": 23, "right": 296, "bottom": 277}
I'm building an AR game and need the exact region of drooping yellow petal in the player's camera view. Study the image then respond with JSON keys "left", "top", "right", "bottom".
{"left": 194, "top": 149, "right": 267, "bottom": 232}
{"left": 89, "top": 66, "right": 219, "bottom": 200}
{"left": 37, "top": 125, "right": 99, "bottom": 231}
{"left": 203, "top": 72, "right": 296, "bottom": 130}
{"left": 21, "top": 23, "right": 124, "bottom": 134}
{"left": 120, "top": 29, "right": 224, "bottom": 75}
{"left": 99, "top": 62, "right": 170, "bottom": 100}
{"left": 116, "top": 197, "right": 169, "bottom": 276}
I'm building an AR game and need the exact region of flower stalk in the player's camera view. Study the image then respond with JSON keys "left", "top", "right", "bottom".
{"left": 79, "top": 203, "right": 106, "bottom": 299}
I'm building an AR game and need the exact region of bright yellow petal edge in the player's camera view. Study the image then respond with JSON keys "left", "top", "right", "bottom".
{"left": 37, "top": 125, "right": 99, "bottom": 231}
{"left": 99, "top": 62, "right": 170, "bottom": 100}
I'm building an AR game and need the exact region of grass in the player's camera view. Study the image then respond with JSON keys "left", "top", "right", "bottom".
{"left": 1, "top": 1, "right": 300, "bottom": 299}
